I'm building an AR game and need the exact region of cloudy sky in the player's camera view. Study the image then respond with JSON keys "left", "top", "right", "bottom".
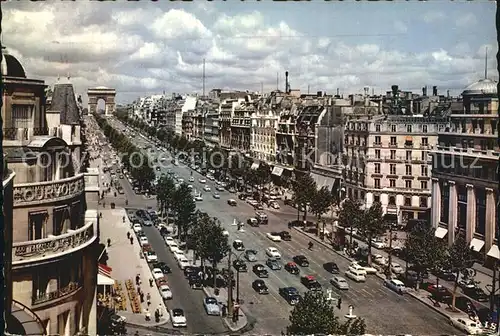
{"left": 2, "top": 1, "right": 497, "bottom": 104}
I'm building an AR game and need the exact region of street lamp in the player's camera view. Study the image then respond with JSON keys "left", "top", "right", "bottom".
{"left": 227, "top": 250, "right": 245, "bottom": 319}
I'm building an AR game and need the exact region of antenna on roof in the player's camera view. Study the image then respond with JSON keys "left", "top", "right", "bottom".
{"left": 484, "top": 47, "right": 488, "bottom": 79}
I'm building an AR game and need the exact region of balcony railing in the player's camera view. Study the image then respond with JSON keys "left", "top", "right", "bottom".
{"left": 32, "top": 281, "right": 81, "bottom": 306}
{"left": 12, "top": 220, "right": 96, "bottom": 265}
{"left": 3, "top": 127, "right": 50, "bottom": 140}
{"left": 13, "top": 173, "right": 85, "bottom": 207}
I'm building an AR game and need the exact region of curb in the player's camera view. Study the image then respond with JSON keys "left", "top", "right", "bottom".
{"left": 201, "top": 287, "right": 249, "bottom": 332}
{"left": 292, "top": 227, "right": 354, "bottom": 263}
{"left": 125, "top": 320, "right": 170, "bottom": 329}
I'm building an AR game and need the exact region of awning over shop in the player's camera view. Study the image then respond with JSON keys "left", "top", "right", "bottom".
{"left": 272, "top": 167, "right": 284, "bottom": 177}
{"left": 487, "top": 245, "right": 500, "bottom": 260}
{"left": 470, "top": 238, "right": 485, "bottom": 252}
{"left": 435, "top": 227, "right": 448, "bottom": 239}
{"left": 98, "top": 273, "right": 114, "bottom": 286}
{"left": 250, "top": 162, "right": 259, "bottom": 170}
{"left": 310, "top": 173, "right": 337, "bottom": 191}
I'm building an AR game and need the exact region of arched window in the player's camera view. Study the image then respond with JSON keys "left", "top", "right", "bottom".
{"left": 389, "top": 196, "right": 396, "bottom": 205}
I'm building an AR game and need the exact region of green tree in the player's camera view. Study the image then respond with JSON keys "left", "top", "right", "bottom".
{"left": 157, "top": 175, "right": 176, "bottom": 219}
{"left": 191, "top": 212, "right": 230, "bottom": 284}
{"left": 172, "top": 184, "right": 196, "bottom": 241}
{"left": 291, "top": 174, "right": 317, "bottom": 221}
{"left": 338, "top": 201, "right": 387, "bottom": 265}
{"left": 309, "top": 186, "right": 334, "bottom": 236}
{"left": 405, "top": 222, "right": 447, "bottom": 288}
{"left": 287, "top": 291, "right": 365, "bottom": 335}
{"left": 446, "top": 232, "right": 474, "bottom": 310}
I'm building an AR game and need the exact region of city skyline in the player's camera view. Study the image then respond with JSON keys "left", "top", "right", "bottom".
{"left": 2, "top": 1, "right": 497, "bottom": 104}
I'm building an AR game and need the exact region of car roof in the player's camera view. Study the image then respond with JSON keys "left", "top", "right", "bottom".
{"left": 305, "top": 275, "right": 315, "bottom": 280}
{"left": 234, "top": 239, "right": 243, "bottom": 243}
{"left": 287, "top": 262, "right": 296, "bottom": 266}
{"left": 392, "top": 279, "right": 405, "bottom": 285}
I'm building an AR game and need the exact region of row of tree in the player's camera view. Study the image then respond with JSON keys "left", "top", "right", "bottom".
{"left": 94, "top": 113, "right": 156, "bottom": 189}
{"left": 338, "top": 198, "right": 475, "bottom": 310}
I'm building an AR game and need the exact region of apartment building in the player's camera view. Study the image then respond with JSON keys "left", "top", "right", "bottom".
{"left": 430, "top": 78, "right": 499, "bottom": 260}
{"left": 203, "top": 100, "right": 220, "bottom": 147}
{"left": 2, "top": 50, "right": 99, "bottom": 336}
{"left": 343, "top": 85, "right": 448, "bottom": 223}
{"left": 250, "top": 95, "right": 279, "bottom": 163}
{"left": 231, "top": 98, "right": 254, "bottom": 153}
{"left": 181, "top": 110, "right": 193, "bottom": 139}
{"left": 275, "top": 94, "right": 299, "bottom": 172}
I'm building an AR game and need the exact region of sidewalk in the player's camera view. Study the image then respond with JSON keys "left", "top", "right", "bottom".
{"left": 100, "top": 208, "right": 170, "bottom": 327}
{"left": 202, "top": 285, "right": 248, "bottom": 332}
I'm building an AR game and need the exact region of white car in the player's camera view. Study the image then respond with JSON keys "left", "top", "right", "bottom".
{"left": 373, "top": 254, "right": 388, "bottom": 266}
{"left": 199, "top": 178, "right": 206, "bottom": 183}
{"left": 173, "top": 250, "right": 185, "bottom": 261}
{"left": 203, "top": 185, "right": 211, "bottom": 192}
{"left": 177, "top": 256, "right": 190, "bottom": 269}
{"left": 384, "top": 279, "right": 407, "bottom": 294}
{"left": 133, "top": 223, "right": 142, "bottom": 233}
{"left": 160, "top": 285, "right": 173, "bottom": 300}
{"left": 213, "top": 193, "right": 220, "bottom": 199}
{"left": 449, "top": 317, "right": 482, "bottom": 335}
{"left": 266, "top": 247, "right": 281, "bottom": 259}
{"left": 187, "top": 184, "right": 193, "bottom": 190}
{"left": 170, "top": 308, "right": 187, "bottom": 327}
{"left": 145, "top": 251, "right": 158, "bottom": 263}
{"left": 178, "top": 178, "right": 184, "bottom": 183}
{"left": 222, "top": 230, "right": 229, "bottom": 237}
{"left": 164, "top": 236, "right": 176, "bottom": 246}
{"left": 139, "top": 236, "right": 149, "bottom": 246}
{"left": 189, "top": 177, "right": 194, "bottom": 182}
{"left": 349, "top": 262, "right": 367, "bottom": 275}
{"left": 270, "top": 201, "right": 280, "bottom": 209}
{"left": 152, "top": 268, "right": 164, "bottom": 280}
{"left": 204, "top": 297, "right": 221, "bottom": 316}
{"left": 216, "top": 186, "right": 225, "bottom": 192}
{"left": 266, "top": 232, "right": 282, "bottom": 242}
{"left": 330, "top": 276, "right": 350, "bottom": 290}
{"left": 345, "top": 269, "right": 366, "bottom": 282}
{"left": 391, "top": 263, "right": 404, "bottom": 274}
{"left": 169, "top": 242, "right": 180, "bottom": 253}
{"left": 371, "top": 239, "right": 386, "bottom": 249}
{"left": 194, "top": 195, "right": 203, "bottom": 201}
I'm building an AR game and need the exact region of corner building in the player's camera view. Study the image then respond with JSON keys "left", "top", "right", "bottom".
{"left": 2, "top": 49, "right": 99, "bottom": 336}
{"left": 431, "top": 78, "right": 499, "bottom": 261}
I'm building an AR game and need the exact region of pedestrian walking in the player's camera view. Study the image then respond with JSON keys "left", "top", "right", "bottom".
{"left": 146, "top": 293, "right": 151, "bottom": 306}
{"left": 130, "top": 236, "right": 134, "bottom": 244}
{"left": 127, "top": 232, "right": 131, "bottom": 240}
{"left": 144, "top": 308, "right": 151, "bottom": 321}
{"left": 140, "top": 292, "right": 144, "bottom": 303}
{"left": 149, "top": 278, "right": 153, "bottom": 287}
{"left": 337, "top": 297, "right": 342, "bottom": 310}
{"left": 157, "top": 304, "right": 163, "bottom": 316}
{"left": 136, "top": 275, "right": 140, "bottom": 286}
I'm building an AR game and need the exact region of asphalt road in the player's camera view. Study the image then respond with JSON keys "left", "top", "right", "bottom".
{"left": 111, "top": 121, "right": 460, "bottom": 336}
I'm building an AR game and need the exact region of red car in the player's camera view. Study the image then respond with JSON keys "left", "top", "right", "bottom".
{"left": 426, "top": 284, "right": 452, "bottom": 303}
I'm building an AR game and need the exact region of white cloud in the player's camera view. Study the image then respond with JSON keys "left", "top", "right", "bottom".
{"left": 422, "top": 11, "right": 445, "bottom": 23}
{"left": 456, "top": 13, "right": 477, "bottom": 27}
{"left": 1, "top": 2, "right": 496, "bottom": 103}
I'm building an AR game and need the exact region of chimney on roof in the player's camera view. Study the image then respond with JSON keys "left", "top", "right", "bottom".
{"left": 432, "top": 86, "right": 438, "bottom": 96}
{"left": 422, "top": 86, "right": 427, "bottom": 97}
{"left": 336, "top": 88, "right": 340, "bottom": 98}
{"left": 285, "top": 71, "right": 290, "bottom": 94}
{"left": 447, "top": 90, "right": 450, "bottom": 98}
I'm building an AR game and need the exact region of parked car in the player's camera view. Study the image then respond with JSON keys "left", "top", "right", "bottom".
{"left": 462, "top": 286, "right": 489, "bottom": 302}
{"left": 203, "top": 297, "right": 221, "bottom": 316}
{"left": 425, "top": 284, "right": 452, "bottom": 304}
{"left": 170, "top": 309, "right": 187, "bottom": 327}
{"left": 252, "top": 264, "right": 269, "bottom": 278}
{"left": 152, "top": 268, "right": 164, "bottom": 280}
{"left": 330, "top": 276, "right": 349, "bottom": 290}
{"left": 279, "top": 231, "right": 291, "bottom": 241}
{"left": 252, "top": 279, "right": 269, "bottom": 294}
{"left": 433, "top": 268, "right": 456, "bottom": 281}
{"left": 159, "top": 285, "right": 173, "bottom": 300}
{"left": 449, "top": 317, "right": 482, "bottom": 335}
{"left": 227, "top": 199, "right": 237, "bottom": 206}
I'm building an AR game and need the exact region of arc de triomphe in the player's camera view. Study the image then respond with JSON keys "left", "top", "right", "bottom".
{"left": 87, "top": 86, "right": 116, "bottom": 116}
